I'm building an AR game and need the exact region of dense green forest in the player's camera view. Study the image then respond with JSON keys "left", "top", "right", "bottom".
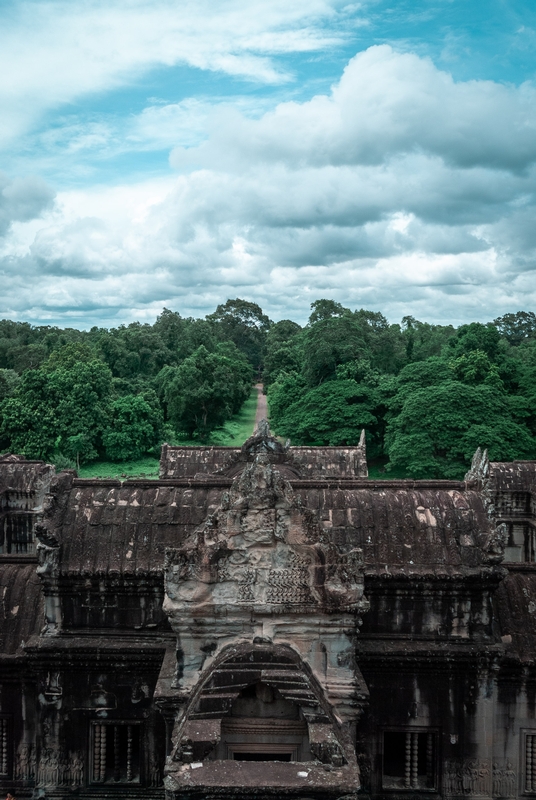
{"left": 1, "top": 298, "right": 536, "bottom": 479}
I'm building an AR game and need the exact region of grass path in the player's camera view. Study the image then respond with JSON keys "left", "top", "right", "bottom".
{"left": 254, "top": 382, "right": 268, "bottom": 426}
{"left": 78, "top": 385, "right": 260, "bottom": 480}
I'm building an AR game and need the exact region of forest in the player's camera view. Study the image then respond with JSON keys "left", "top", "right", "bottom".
{"left": 1, "top": 298, "right": 536, "bottom": 479}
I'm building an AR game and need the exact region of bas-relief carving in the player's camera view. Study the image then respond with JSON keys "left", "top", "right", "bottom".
{"left": 36, "top": 750, "right": 84, "bottom": 787}
{"left": 148, "top": 751, "right": 163, "bottom": 787}
{"left": 444, "top": 759, "right": 516, "bottom": 798}
{"left": 492, "top": 761, "right": 517, "bottom": 798}
{"left": 16, "top": 737, "right": 83, "bottom": 788}
{"left": 444, "top": 759, "right": 491, "bottom": 796}
{"left": 14, "top": 742, "right": 36, "bottom": 781}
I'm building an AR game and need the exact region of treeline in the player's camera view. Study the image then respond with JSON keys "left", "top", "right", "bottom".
{"left": 1, "top": 298, "right": 536, "bottom": 477}
{"left": 265, "top": 301, "right": 536, "bottom": 478}
{"left": 0, "top": 300, "right": 261, "bottom": 466}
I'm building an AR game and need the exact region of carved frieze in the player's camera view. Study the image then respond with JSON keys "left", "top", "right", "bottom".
{"left": 443, "top": 759, "right": 501, "bottom": 797}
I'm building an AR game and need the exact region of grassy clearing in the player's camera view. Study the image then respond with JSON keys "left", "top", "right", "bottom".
{"left": 77, "top": 386, "right": 259, "bottom": 479}
{"left": 77, "top": 455, "right": 160, "bottom": 480}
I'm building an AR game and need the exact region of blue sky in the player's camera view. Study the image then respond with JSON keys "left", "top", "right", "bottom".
{"left": 1, "top": 0, "right": 536, "bottom": 327}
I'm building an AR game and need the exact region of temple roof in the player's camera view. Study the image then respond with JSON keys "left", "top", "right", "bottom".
{"left": 0, "top": 563, "right": 44, "bottom": 657}
{"left": 0, "top": 453, "right": 55, "bottom": 496}
{"left": 37, "top": 473, "right": 501, "bottom": 578}
{"left": 488, "top": 461, "right": 536, "bottom": 493}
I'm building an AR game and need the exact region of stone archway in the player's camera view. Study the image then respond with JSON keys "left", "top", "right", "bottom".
{"left": 158, "top": 446, "right": 369, "bottom": 799}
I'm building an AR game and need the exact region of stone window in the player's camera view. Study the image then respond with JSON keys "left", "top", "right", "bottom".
{"left": 0, "top": 513, "right": 35, "bottom": 555}
{"left": 91, "top": 722, "right": 141, "bottom": 784}
{"left": 524, "top": 732, "right": 536, "bottom": 792}
{"left": 0, "top": 717, "right": 11, "bottom": 777}
{"left": 382, "top": 730, "right": 437, "bottom": 790}
{"left": 496, "top": 492, "right": 530, "bottom": 517}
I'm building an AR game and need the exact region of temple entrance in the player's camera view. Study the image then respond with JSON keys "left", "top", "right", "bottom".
{"left": 216, "top": 681, "right": 310, "bottom": 762}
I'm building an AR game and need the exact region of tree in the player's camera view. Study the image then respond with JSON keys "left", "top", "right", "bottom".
{"left": 0, "top": 369, "right": 20, "bottom": 402}
{"left": 352, "top": 310, "right": 406, "bottom": 374}
{"left": 214, "top": 341, "right": 254, "bottom": 412}
{"left": 267, "top": 371, "right": 308, "bottom": 429}
{"left": 153, "top": 308, "right": 187, "bottom": 351}
{"left": 102, "top": 392, "right": 164, "bottom": 461}
{"left": 493, "top": 311, "right": 536, "bottom": 345}
{"left": 263, "top": 320, "right": 303, "bottom": 388}
{"left": 449, "top": 349, "right": 503, "bottom": 387}
{"left": 0, "top": 356, "right": 113, "bottom": 461}
{"left": 165, "top": 345, "right": 251, "bottom": 439}
{"left": 207, "top": 298, "right": 272, "bottom": 370}
{"left": 273, "top": 380, "right": 378, "bottom": 446}
{"left": 97, "top": 323, "right": 173, "bottom": 379}
{"left": 308, "top": 299, "right": 347, "bottom": 324}
{"left": 302, "top": 311, "right": 367, "bottom": 386}
{"left": 401, "top": 317, "right": 455, "bottom": 362}
{"left": 386, "top": 357, "right": 453, "bottom": 416}
{"left": 447, "top": 322, "right": 501, "bottom": 361}
{"left": 44, "top": 341, "right": 97, "bottom": 370}
{"left": 385, "top": 381, "right": 535, "bottom": 479}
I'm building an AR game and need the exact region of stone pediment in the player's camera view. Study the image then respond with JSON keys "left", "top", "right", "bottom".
{"left": 240, "top": 418, "right": 287, "bottom": 458}
{"left": 164, "top": 453, "right": 366, "bottom": 616}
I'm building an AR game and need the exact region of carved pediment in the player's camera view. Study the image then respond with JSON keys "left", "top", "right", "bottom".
{"left": 165, "top": 453, "right": 366, "bottom": 615}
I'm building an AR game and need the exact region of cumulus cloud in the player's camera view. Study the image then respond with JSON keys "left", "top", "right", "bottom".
{"left": 0, "top": 173, "right": 55, "bottom": 237}
{"left": 171, "top": 46, "right": 536, "bottom": 172}
{"left": 2, "top": 45, "right": 536, "bottom": 327}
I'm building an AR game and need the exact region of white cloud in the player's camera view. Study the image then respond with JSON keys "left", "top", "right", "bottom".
{"left": 171, "top": 45, "right": 536, "bottom": 172}
{"left": 2, "top": 45, "right": 536, "bottom": 327}
{"left": 0, "top": 0, "right": 347, "bottom": 149}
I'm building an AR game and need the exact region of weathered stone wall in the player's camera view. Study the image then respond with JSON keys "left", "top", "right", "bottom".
{"left": 2, "top": 442, "right": 536, "bottom": 800}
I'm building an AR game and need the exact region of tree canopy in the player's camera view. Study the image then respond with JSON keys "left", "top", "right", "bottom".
{"left": 1, "top": 298, "right": 536, "bottom": 477}
{"left": 265, "top": 300, "right": 536, "bottom": 478}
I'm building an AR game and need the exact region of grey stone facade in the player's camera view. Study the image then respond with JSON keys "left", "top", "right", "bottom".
{"left": 1, "top": 428, "right": 536, "bottom": 800}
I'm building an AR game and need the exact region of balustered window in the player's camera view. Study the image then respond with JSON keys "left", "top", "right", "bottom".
{"left": 382, "top": 730, "right": 437, "bottom": 791}
{"left": 0, "top": 717, "right": 11, "bottom": 777}
{"left": 0, "top": 513, "right": 35, "bottom": 555}
{"left": 91, "top": 722, "right": 141, "bottom": 784}
{"left": 524, "top": 732, "right": 536, "bottom": 793}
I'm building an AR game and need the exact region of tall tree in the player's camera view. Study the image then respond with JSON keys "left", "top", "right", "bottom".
{"left": 385, "top": 381, "right": 535, "bottom": 479}
{"left": 165, "top": 345, "right": 252, "bottom": 439}
{"left": 0, "top": 354, "right": 113, "bottom": 461}
{"left": 302, "top": 303, "right": 367, "bottom": 386}
{"left": 103, "top": 391, "right": 164, "bottom": 461}
{"left": 273, "top": 379, "right": 378, "bottom": 446}
{"left": 207, "top": 299, "right": 272, "bottom": 370}
{"left": 493, "top": 311, "right": 536, "bottom": 345}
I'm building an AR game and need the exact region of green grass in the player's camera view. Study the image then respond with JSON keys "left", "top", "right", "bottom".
{"left": 77, "top": 455, "right": 160, "bottom": 480}
{"left": 77, "top": 387, "right": 259, "bottom": 479}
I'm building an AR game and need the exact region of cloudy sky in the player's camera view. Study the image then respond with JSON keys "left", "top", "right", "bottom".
{"left": 1, "top": 0, "right": 536, "bottom": 327}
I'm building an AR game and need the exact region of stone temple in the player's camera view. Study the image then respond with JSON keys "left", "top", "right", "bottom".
{"left": 1, "top": 422, "right": 536, "bottom": 800}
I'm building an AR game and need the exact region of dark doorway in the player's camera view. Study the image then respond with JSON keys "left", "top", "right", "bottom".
{"left": 233, "top": 752, "right": 292, "bottom": 762}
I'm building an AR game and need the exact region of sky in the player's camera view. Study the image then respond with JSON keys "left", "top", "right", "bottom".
{"left": 1, "top": 0, "right": 536, "bottom": 328}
